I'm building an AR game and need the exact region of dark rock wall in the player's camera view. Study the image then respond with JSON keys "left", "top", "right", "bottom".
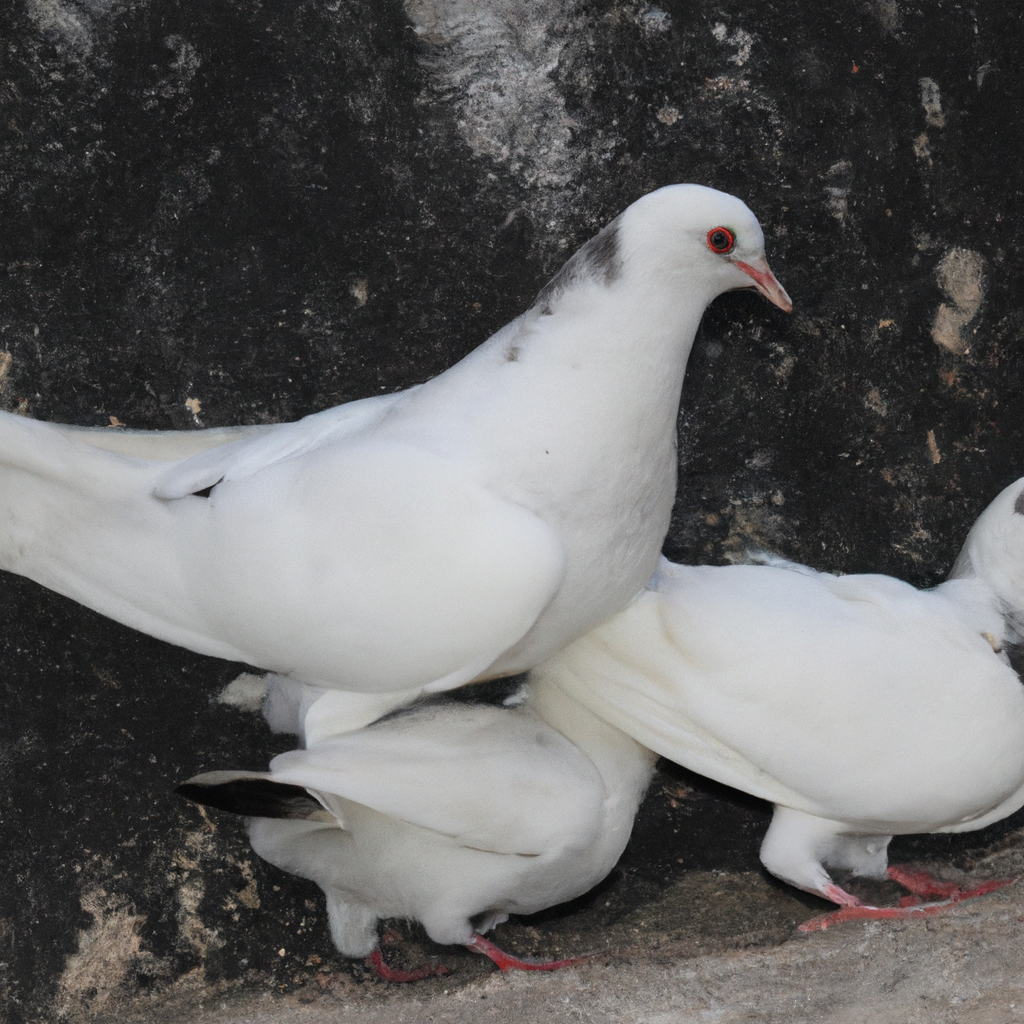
{"left": 1, "top": 0, "right": 1022, "bottom": 1020}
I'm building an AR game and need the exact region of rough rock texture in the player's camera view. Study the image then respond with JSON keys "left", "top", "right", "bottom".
{"left": 104, "top": 840, "right": 1024, "bottom": 1024}
{"left": 2, "top": 0, "right": 1023, "bottom": 1021}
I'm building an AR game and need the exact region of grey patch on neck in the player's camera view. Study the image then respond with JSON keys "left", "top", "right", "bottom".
{"left": 1014, "top": 490, "right": 1024, "bottom": 516}
{"left": 533, "top": 216, "right": 622, "bottom": 314}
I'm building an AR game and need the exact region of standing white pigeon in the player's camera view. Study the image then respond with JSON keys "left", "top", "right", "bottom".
{"left": 177, "top": 677, "right": 656, "bottom": 977}
{"left": 537, "top": 477, "right": 1024, "bottom": 926}
{"left": 0, "top": 185, "right": 790, "bottom": 707}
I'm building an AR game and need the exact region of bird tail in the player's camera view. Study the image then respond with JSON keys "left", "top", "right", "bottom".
{"left": 0, "top": 411, "right": 239, "bottom": 652}
{"left": 176, "top": 770, "right": 336, "bottom": 822}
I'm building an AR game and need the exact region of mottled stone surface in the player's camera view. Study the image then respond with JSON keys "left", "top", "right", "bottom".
{"left": 2, "top": 0, "right": 1023, "bottom": 1020}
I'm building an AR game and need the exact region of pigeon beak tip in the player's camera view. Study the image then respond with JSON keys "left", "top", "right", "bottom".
{"left": 733, "top": 256, "right": 793, "bottom": 313}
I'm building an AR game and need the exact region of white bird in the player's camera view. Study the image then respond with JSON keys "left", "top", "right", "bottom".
{"left": 537, "top": 477, "right": 1024, "bottom": 926}
{"left": 177, "top": 676, "right": 656, "bottom": 977}
{"left": 0, "top": 185, "right": 790, "bottom": 706}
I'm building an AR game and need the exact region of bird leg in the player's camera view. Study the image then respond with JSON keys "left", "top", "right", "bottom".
{"left": 364, "top": 947, "right": 450, "bottom": 983}
{"left": 799, "top": 864, "right": 1014, "bottom": 933}
{"left": 465, "top": 933, "right": 588, "bottom": 972}
{"left": 885, "top": 864, "right": 1012, "bottom": 903}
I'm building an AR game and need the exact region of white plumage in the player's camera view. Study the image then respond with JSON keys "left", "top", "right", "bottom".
{"left": 538, "top": 477, "right": 1024, "bottom": 915}
{"left": 178, "top": 677, "right": 655, "bottom": 971}
{"left": 0, "top": 185, "right": 789, "bottom": 702}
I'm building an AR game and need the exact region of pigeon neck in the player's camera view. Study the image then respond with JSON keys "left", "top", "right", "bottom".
{"left": 412, "top": 274, "right": 707, "bottom": 479}
{"left": 495, "top": 274, "right": 709, "bottom": 448}
{"left": 529, "top": 271, "right": 709, "bottom": 378}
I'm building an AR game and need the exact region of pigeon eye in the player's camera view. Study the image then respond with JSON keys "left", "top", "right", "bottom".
{"left": 707, "top": 227, "right": 735, "bottom": 254}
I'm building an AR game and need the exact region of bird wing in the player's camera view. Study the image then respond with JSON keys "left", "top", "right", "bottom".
{"left": 0, "top": 409, "right": 566, "bottom": 693}
{"left": 29, "top": 391, "right": 401, "bottom": 477}
{"left": 540, "top": 622, "right": 816, "bottom": 811}
{"left": 548, "top": 561, "right": 1024, "bottom": 828}
{"left": 152, "top": 393, "right": 400, "bottom": 498}
{"left": 267, "top": 703, "right": 606, "bottom": 855}
{"left": 167, "top": 437, "right": 568, "bottom": 690}
{"left": 41, "top": 422, "right": 276, "bottom": 461}
{"left": 262, "top": 676, "right": 427, "bottom": 743}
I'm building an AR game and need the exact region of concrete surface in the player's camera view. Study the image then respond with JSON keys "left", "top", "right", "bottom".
{"left": 98, "top": 839, "right": 1024, "bottom": 1024}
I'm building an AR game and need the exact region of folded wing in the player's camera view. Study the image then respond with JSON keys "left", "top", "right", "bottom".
{"left": 268, "top": 703, "right": 606, "bottom": 855}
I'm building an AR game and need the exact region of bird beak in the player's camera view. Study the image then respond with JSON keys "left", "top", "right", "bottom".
{"left": 731, "top": 255, "right": 793, "bottom": 313}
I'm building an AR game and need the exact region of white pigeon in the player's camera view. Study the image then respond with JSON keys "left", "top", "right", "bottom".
{"left": 537, "top": 477, "right": 1024, "bottom": 925}
{"left": 0, "top": 185, "right": 791, "bottom": 711}
{"left": 177, "top": 676, "right": 656, "bottom": 977}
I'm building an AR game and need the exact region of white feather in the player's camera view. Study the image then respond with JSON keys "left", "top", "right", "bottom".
{"left": 538, "top": 477, "right": 1024, "bottom": 901}
{"left": 180, "top": 677, "right": 655, "bottom": 956}
{"left": 0, "top": 185, "right": 789, "bottom": 694}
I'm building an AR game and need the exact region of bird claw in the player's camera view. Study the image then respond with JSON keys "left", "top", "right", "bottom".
{"left": 799, "top": 865, "right": 1015, "bottom": 932}
{"left": 365, "top": 948, "right": 450, "bottom": 983}
{"left": 465, "top": 933, "right": 588, "bottom": 972}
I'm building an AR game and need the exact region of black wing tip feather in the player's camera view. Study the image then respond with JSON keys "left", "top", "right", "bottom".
{"left": 176, "top": 778, "right": 324, "bottom": 820}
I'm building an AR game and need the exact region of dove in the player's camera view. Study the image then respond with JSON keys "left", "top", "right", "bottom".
{"left": 0, "top": 185, "right": 790, "bottom": 700}
{"left": 177, "top": 676, "right": 656, "bottom": 978}
{"left": 537, "top": 477, "right": 1024, "bottom": 926}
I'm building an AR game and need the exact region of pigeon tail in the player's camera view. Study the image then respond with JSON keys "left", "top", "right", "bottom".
{"left": 0, "top": 411, "right": 235, "bottom": 654}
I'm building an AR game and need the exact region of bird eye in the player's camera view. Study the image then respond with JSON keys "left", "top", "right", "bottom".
{"left": 707, "top": 227, "right": 735, "bottom": 254}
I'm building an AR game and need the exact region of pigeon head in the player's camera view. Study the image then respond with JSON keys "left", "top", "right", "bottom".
{"left": 950, "top": 475, "right": 1024, "bottom": 621}
{"left": 617, "top": 184, "right": 792, "bottom": 312}
{"left": 533, "top": 184, "right": 791, "bottom": 317}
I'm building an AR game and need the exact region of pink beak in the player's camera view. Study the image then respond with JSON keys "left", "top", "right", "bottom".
{"left": 732, "top": 255, "right": 793, "bottom": 313}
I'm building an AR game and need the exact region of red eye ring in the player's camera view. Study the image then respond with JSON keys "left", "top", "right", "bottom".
{"left": 707, "top": 227, "right": 735, "bottom": 254}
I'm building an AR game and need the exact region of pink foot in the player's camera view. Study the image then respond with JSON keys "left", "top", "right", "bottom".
{"left": 885, "top": 864, "right": 1013, "bottom": 902}
{"left": 798, "top": 866, "right": 1015, "bottom": 933}
{"left": 365, "top": 948, "right": 450, "bottom": 983}
{"left": 465, "top": 933, "right": 588, "bottom": 972}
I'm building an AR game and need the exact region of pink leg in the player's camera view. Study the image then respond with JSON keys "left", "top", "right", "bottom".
{"left": 799, "top": 866, "right": 1015, "bottom": 933}
{"left": 365, "top": 948, "right": 450, "bottom": 983}
{"left": 465, "top": 933, "right": 588, "bottom": 972}
{"left": 886, "top": 864, "right": 1013, "bottom": 903}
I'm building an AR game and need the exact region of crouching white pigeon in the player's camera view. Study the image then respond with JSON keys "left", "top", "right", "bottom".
{"left": 177, "top": 676, "right": 656, "bottom": 978}
{"left": 536, "top": 477, "right": 1024, "bottom": 929}
{"left": 0, "top": 186, "right": 790, "bottom": 715}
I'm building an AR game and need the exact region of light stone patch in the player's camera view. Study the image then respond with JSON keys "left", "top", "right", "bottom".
{"left": 404, "top": 0, "right": 582, "bottom": 190}
{"left": 218, "top": 672, "right": 269, "bottom": 713}
{"left": 931, "top": 247, "right": 986, "bottom": 355}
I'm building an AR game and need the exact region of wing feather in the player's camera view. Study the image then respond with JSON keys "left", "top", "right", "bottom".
{"left": 153, "top": 393, "right": 399, "bottom": 498}
{"left": 268, "top": 704, "right": 605, "bottom": 855}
